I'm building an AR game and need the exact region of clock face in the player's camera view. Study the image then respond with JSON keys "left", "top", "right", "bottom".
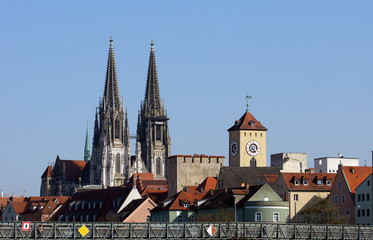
{"left": 230, "top": 141, "right": 238, "bottom": 156}
{"left": 246, "top": 140, "right": 261, "bottom": 156}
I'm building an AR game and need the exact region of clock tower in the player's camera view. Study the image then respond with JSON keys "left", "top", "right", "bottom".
{"left": 228, "top": 99, "right": 267, "bottom": 167}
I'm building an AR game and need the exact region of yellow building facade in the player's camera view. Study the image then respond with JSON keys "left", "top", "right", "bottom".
{"left": 228, "top": 108, "right": 267, "bottom": 167}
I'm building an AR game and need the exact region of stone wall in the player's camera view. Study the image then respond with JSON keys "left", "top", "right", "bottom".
{"left": 167, "top": 155, "right": 224, "bottom": 197}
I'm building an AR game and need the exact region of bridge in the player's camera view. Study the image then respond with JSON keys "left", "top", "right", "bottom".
{"left": 0, "top": 222, "right": 372, "bottom": 239}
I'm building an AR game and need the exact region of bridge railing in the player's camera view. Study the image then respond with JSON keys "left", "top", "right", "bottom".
{"left": 0, "top": 222, "right": 373, "bottom": 239}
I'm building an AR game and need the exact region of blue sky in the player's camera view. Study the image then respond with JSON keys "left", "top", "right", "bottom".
{"left": 1, "top": 1, "right": 372, "bottom": 196}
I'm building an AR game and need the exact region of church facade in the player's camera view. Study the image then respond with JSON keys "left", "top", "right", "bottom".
{"left": 90, "top": 38, "right": 170, "bottom": 187}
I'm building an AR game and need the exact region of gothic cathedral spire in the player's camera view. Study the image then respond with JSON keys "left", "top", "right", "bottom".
{"left": 137, "top": 41, "right": 171, "bottom": 179}
{"left": 90, "top": 37, "right": 129, "bottom": 187}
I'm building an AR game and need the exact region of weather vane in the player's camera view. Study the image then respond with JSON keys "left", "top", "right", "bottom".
{"left": 246, "top": 94, "right": 252, "bottom": 112}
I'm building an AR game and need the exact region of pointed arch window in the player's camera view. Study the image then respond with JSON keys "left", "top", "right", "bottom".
{"left": 115, "top": 153, "right": 120, "bottom": 174}
{"left": 250, "top": 158, "right": 257, "bottom": 167}
{"left": 115, "top": 119, "right": 120, "bottom": 139}
{"left": 156, "top": 157, "right": 161, "bottom": 175}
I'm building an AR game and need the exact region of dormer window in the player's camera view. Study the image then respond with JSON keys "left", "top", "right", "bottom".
{"left": 303, "top": 180, "right": 308, "bottom": 186}
{"left": 249, "top": 121, "right": 255, "bottom": 127}
{"left": 317, "top": 180, "right": 323, "bottom": 185}
{"left": 326, "top": 180, "right": 331, "bottom": 186}
{"left": 294, "top": 180, "right": 300, "bottom": 185}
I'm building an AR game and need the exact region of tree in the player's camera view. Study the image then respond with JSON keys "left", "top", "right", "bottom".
{"left": 298, "top": 198, "right": 347, "bottom": 224}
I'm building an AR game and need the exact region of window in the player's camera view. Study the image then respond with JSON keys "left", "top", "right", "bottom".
{"left": 303, "top": 180, "right": 308, "bottom": 186}
{"left": 345, "top": 210, "right": 350, "bottom": 216}
{"left": 299, "top": 162, "right": 303, "bottom": 172}
{"left": 294, "top": 194, "right": 299, "bottom": 202}
{"left": 317, "top": 180, "right": 322, "bottom": 185}
{"left": 250, "top": 158, "right": 257, "bottom": 167}
{"left": 362, "top": 209, "right": 365, "bottom": 217}
{"left": 319, "top": 160, "right": 322, "bottom": 165}
{"left": 367, "top": 194, "right": 370, "bottom": 201}
{"left": 177, "top": 215, "right": 183, "bottom": 222}
{"left": 115, "top": 119, "right": 120, "bottom": 139}
{"left": 367, "top": 209, "right": 370, "bottom": 217}
{"left": 273, "top": 213, "right": 279, "bottom": 222}
{"left": 146, "top": 216, "right": 150, "bottom": 222}
{"left": 368, "top": 180, "right": 370, "bottom": 186}
{"left": 249, "top": 121, "right": 255, "bottom": 127}
{"left": 358, "top": 210, "right": 361, "bottom": 217}
{"left": 255, "top": 212, "right": 262, "bottom": 222}
{"left": 358, "top": 194, "right": 361, "bottom": 202}
{"left": 338, "top": 182, "right": 342, "bottom": 190}
{"left": 156, "top": 125, "right": 161, "bottom": 141}
{"left": 294, "top": 180, "right": 300, "bottom": 186}
{"left": 326, "top": 180, "right": 331, "bottom": 186}
{"left": 334, "top": 195, "right": 338, "bottom": 204}
{"left": 156, "top": 157, "right": 161, "bottom": 175}
{"left": 264, "top": 197, "right": 269, "bottom": 201}
{"left": 115, "top": 153, "right": 120, "bottom": 174}
{"left": 341, "top": 195, "right": 345, "bottom": 203}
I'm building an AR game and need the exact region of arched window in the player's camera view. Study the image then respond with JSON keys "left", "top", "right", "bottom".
{"left": 115, "top": 119, "right": 120, "bottom": 139}
{"left": 250, "top": 158, "right": 257, "bottom": 167}
{"left": 249, "top": 120, "right": 255, "bottom": 127}
{"left": 115, "top": 153, "right": 120, "bottom": 173}
{"left": 273, "top": 212, "right": 279, "bottom": 222}
{"left": 156, "top": 157, "right": 161, "bottom": 175}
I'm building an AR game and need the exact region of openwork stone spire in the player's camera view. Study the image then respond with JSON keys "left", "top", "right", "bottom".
{"left": 144, "top": 40, "right": 163, "bottom": 116}
{"left": 103, "top": 36, "right": 120, "bottom": 110}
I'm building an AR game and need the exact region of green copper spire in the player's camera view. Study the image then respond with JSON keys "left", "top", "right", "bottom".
{"left": 84, "top": 122, "right": 91, "bottom": 162}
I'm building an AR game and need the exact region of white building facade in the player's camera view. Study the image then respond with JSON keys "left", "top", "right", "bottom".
{"left": 314, "top": 154, "right": 359, "bottom": 173}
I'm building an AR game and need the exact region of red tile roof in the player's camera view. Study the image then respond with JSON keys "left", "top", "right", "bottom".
{"left": 342, "top": 166, "right": 373, "bottom": 194}
{"left": 281, "top": 172, "right": 336, "bottom": 190}
{"left": 228, "top": 111, "right": 267, "bottom": 131}
{"left": 196, "top": 177, "right": 217, "bottom": 192}
{"left": 60, "top": 160, "right": 86, "bottom": 181}
{"left": 41, "top": 166, "right": 54, "bottom": 178}
{"left": 264, "top": 175, "right": 279, "bottom": 184}
{"left": 10, "top": 201, "right": 28, "bottom": 214}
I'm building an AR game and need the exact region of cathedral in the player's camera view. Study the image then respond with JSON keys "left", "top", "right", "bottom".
{"left": 90, "top": 38, "right": 171, "bottom": 187}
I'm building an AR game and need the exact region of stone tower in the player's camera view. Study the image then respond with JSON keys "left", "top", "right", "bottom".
{"left": 228, "top": 100, "right": 267, "bottom": 167}
{"left": 90, "top": 37, "right": 130, "bottom": 187}
{"left": 136, "top": 41, "right": 171, "bottom": 179}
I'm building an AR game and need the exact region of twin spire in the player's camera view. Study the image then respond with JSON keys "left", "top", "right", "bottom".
{"left": 103, "top": 36, "right": 121, "bottom": 110}
{"left": 144, "top": 40, "right": 163, "bottom": 116}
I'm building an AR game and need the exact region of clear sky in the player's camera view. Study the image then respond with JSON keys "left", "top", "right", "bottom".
{"left": 1, "top": 1, "right": 372, "bottom": 196}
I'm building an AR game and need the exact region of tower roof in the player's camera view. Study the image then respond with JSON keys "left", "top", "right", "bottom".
{"left": 144, "top": 40, "right": 162, "bottom": 114}
{"left": 103, "top": 37, "right": 120, "bottom": 109}
{"left": 84, "top": 123, "right": 90, "bottom": 152}
{"left": 228, "top": 111, "right": 267, "bottom": 131}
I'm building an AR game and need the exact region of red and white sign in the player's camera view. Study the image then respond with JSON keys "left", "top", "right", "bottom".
{"left": 207, "top": 225, "right": 217, "bottom": 236}
{"left": 21, "top": 222, "right": 31, "bottom": 231}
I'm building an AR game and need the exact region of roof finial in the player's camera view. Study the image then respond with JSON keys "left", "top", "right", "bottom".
{"left": 150, "top": 40, "right": 154, "bottom": 51}
{"left": 246, "top": 95, "right": 252, "bottom": 112}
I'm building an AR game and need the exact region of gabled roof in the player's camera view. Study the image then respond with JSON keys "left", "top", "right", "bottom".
{"left": 10, "top": 201, "right": 28, "bottom": 214}
{"left": 59, "top": 160, "right": 86, "bottom": 181}
{"left": 228, "top": 111, "right": 267, "bottom": 131}
{"left": 51, "top": 186, "right": 138, "bottom": 221}
{"left": 0, "top": 197, "right": 23, "bottom": 210}
{"left": 218, "top": 166, "right": 281, "bottom": 189}
{"left": 342, "top": 166, "right": 373, "bottom": 194}
{"left": 197, "top": 188, "right": 248, "bottom": 210}
{"left": 196, "top": 177, "right": 217, "bottom": 192}
{"left": 41, "top": 166, "right": 54, "bottom": 178}
{"left": 281, "top": 172, "right": 336, "bottom": 190}
{"left": 264, "top": 175, "right": 279, "bottom": 184}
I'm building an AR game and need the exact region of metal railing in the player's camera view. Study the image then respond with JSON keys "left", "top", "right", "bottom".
{"left": 0, "top": 222, "right": 372, "bottom": 239}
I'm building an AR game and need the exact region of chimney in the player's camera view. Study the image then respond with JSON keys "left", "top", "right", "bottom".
{"left": 338, "top": 153, "right": 343, "bottom": 158}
